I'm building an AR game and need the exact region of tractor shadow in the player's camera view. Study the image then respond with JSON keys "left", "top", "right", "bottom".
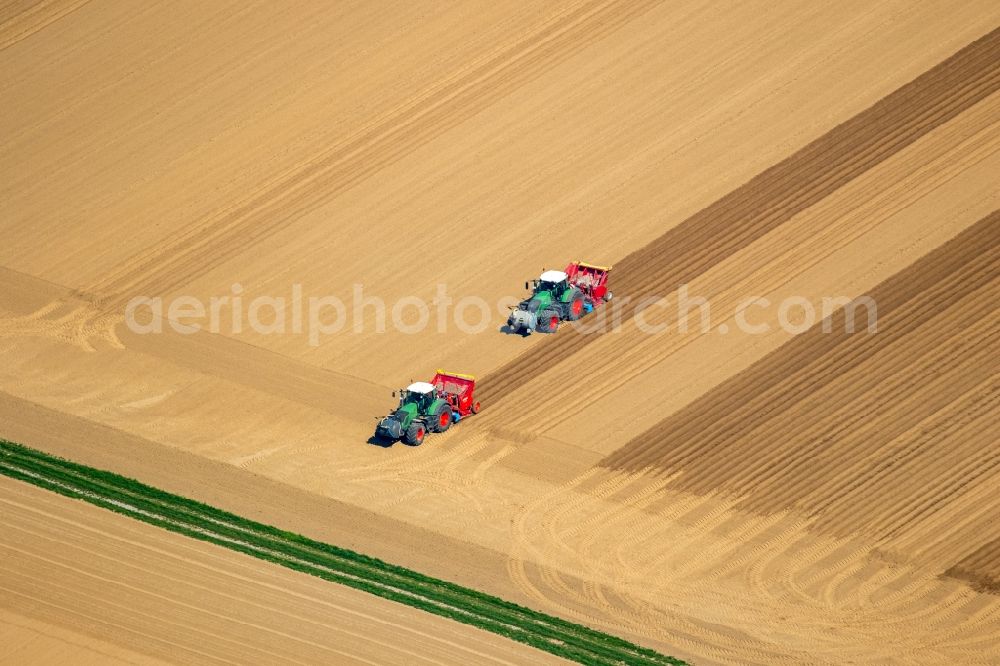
{"left": 498, "top": 324, "right": 530, "bottom": 337}
{"left": 367, "top": 434, "right": 396, "bottom": 448}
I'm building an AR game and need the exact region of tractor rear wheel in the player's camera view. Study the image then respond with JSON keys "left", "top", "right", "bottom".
{"left": 566, "top": 291, "right": 585, "bottom": 321}
{"left": 403, "top": 422, "right": 426, "bottom": 446}
{"left": 537, "top": 308, "right": 560, "bottom": 333}
{"left": 471, "top": 400, "right": 481, "bottom": 414}
{"left": 432, "top": 404, "right": 452, "bottom": 433}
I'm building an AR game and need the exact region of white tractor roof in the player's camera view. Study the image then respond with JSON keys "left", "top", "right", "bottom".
{"left": 540, "top": 270, "right": 568, "bottom": 283}
{"left": 407, "top": 381, "right": 435, "bottom": 394}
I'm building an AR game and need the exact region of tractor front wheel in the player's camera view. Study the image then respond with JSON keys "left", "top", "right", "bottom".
{"left": 471, "top": 400, "right": 481, "bottom": 414}
{"left": 403, "top": 423, "right": 426, "bottom": 446}
{"left": 432, "top": 404, "right": 452, "bottom": 433}
{"left": 537, "top": 308, "right": 560, "bottom": 333}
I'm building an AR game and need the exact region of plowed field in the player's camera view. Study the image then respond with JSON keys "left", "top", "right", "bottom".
{"left": 1, "top": 1, "right": 998, "bottom": 663}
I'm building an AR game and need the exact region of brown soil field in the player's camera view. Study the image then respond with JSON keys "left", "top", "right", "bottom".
{"left": 0, "top": 477, "right": 561, "bottom": 665}
{"left": 0, "top": 607, "right": 171, "bottom": 666}
{"left": 2, "top": 1, "right": 999, "bottom": 663}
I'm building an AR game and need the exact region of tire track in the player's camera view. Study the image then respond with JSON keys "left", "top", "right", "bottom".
{"left": 479, "top": 27, "right": 1000, "bottom": 406}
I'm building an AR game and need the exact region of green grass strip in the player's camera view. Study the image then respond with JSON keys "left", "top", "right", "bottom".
{"left": 0, "top": 439, "right": 686, "bottom": 665}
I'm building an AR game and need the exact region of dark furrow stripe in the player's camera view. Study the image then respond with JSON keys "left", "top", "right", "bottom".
{"left": 616, "top": 220, "right": 1000, "bottom": 475}
{"left": 599, "top": 210, "right": 1000, "bottom": 514}
{"left": 479, "top": 27, "right": 1000, "bottom": 405}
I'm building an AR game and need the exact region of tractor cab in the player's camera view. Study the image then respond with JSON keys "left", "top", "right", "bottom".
{"left": 534, "top": 269, "right": 569, "bottom": 296}
{"left": 401, "top": 381, "right": 435, "bottom": 409}
{"left": 517, "top": 270, "right": 569, "bottom": 314}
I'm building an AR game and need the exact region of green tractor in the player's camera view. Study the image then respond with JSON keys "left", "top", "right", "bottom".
{"left": 507, "top": 264, "right": 612, "bottom": 335}
{"left": 375, "top": 372, "right": 480, "bottom": 446}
